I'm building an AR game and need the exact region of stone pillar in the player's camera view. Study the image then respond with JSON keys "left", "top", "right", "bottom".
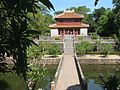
{"left": 51, "top": 81, "right": 55, "bottom": 90}
{"left": 63, "top": 29, "right": 65, "bottom": 36}
{"left": 76, "top": 29, "right": 78, "bottom": 35}
{"left": 73, "top": 29, "right": 75, "bottom": 36}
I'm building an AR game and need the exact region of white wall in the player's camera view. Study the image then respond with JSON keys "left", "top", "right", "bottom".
{"left": 80, "top": 28, "right": 88, "bottom": 36}
{"left": 51, "top": 29, "right": 59, "bottom": 36}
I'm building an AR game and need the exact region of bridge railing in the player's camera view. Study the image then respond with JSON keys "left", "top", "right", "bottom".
{"left": 51, "top": 54, "right": 64, "bottom": 90}
{"left": 74, "top": 53, "right": 87, "bottom": 90}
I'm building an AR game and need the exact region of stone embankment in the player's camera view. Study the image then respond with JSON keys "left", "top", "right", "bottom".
{"left": 40, "top": 58, "right": 60, "bottom": 64}
{"left": 40, "top": 55, "right": 62, "bottom": 64}
{"left": 78, "top": 55, "right": 120, "bottom": 64}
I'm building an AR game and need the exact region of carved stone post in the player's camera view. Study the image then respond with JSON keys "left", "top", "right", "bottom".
{"left": 51, "top": 81, "right": 55, "bottom": 90}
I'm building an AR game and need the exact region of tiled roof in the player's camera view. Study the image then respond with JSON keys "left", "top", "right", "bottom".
{"left": 49, "top": 23, "right": 89, "bottom": 28}
{"left": 55, "top": 10, "right": 84, "bottom": 19}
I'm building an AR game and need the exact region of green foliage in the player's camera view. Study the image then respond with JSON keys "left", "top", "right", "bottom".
{"left": 85, "top": 52, "right": 120, "bottom": 55}
{"left": 92, "top": 0, "right": 120, "bottom": 37}
{"left": 35, "top": 64, "right": 58, "bottom": 90}
{"left": 0, "top": 0, "right": 54, "bottom": 80}
{"left": 91, "top": 33, "right": 98, "bottom": 39}
{"left": 83, "top": 14, "right": 96, "bottom": 32}
{"left": 101, "top": 75, "right": 120, "bottom": 90}
{"left": 54, "top": 11, "right": 64, "bottom": 15}
{"left": 0, "top": 73, "right": 27, "bottom": 90}
{"left": 75, "top": 41, "right": 93, "bottom": 55}
{"left": 27, "top": 42, "right": 50, "bottom": 61}
{"left": 100, "top": 44, "right": 113, "bottom": 57}
{"left": 27, "top": 64, "right": 46, "bottom": 82}
{"left": 55, "top": 6, "right": 90, "bottom": 15}
{"left": 94, "top": 0, "right": 99, "bottom": 6}
{"left": 28, "top": 7, "right": 55, "bottom": 36}
{"left": 27, "top": 45, "right": 42, "bottom": 60}
{"left": 78, "top": 36, "right": 84, "bottom": 40}
{"left": 93, "top": 7, "right": 115, "bottom": 36}
{"left": 94, "top": 40, "right": 101, "bottom": 52}
{"left": 115, "top": 31, "right": 120, "bottom": 50}
{"left": 48, "top": 44, "right": 61, "bottom": 57}
{"left": 69, "top": 6, "right": 90, "bottom": 15}
{"left": 54, "top": 36, "right": 61, "bottom": 40}
{"left": 8, "top": 19, "right": 40, "bottom": 80}
{"left": 27, "top": 43, "right": 62, "bottom": 60}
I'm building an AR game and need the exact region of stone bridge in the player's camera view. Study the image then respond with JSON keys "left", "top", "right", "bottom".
{"left": 51, "top": 35, "right": 87, "bottom": 90}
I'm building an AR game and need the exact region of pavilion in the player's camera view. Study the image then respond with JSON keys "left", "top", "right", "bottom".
{"left": 49, "top": 10, "right": 89, "bottom": 37}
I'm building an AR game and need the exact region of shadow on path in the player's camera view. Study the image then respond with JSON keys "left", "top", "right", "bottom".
{"left": 66, "top": 84, "right": 81, "bottom": 90}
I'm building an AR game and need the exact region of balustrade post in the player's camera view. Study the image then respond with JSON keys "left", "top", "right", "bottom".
{"left": 51, "top": 81, "right": 55, "bottom": 90}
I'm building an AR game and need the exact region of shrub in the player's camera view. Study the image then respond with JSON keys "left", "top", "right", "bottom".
{"left": 100, "top": 75, "right": 120, "bottom": 90}
{"left": 94, "top": 40, "right": 101, "bottom": 52}
{"left": 48, "top": 43, "right": 61, "bottom": 57}
{"left": 100, "top": 44, "right": 113, "bottom": 57}
{"left": 78, "top": 36, "right": 84, "bottom": 40}
{"left": 27, "top": 42, "right": 50, "bottom": 60}
{"left": 53, "top": 36, "right": 61, "bottom": 40}
{"left": 75, "top": 41, "right": 93, "bottom": 55}
{"left": 91, "top": 33, "right": 98, "bottom": 39}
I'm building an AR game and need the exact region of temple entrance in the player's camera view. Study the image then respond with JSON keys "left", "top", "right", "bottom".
{"left": 58, "top": 28, "right": 80, "bottom": 36}
{"left": 65, "top": 29, "right": 73, "bottom": 35}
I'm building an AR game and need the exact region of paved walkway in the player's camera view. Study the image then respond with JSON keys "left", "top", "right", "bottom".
{"left": 56, "top": 35, "right": 80, "bottom": 90}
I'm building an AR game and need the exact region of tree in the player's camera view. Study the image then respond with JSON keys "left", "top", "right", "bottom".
{"left": 94, "top": 0, "right": 120, "bottom": 36}
{"left": 113, "top": 0, "right": 120, "bottom": 36}
{"left": 93, "top": 7, "right": 106, "bottom": 23}
{"left": 48, "top": 43, "right": 61, "bottom": 57}
{"left": 54, "top": 11, "right": 64, "bottom": 15}
{"left": 27, "top": 44, "right": 42, "bottom": 62}
{"left": 76, "top": 41, "right": 93, "bottom": 55}
{"left": 83, "top": 14, "right": 96, "bottom": 33}
{"left": 69, "top": 6, "right": 90, "bottom": 15}
{"left": 28, "top": 5, "right": 55, "bottom": 36}
{"left": 93, "top": 7, "right": 116, "bottom": 36}
{"left": 94, "top": 40, "right": 101, "bottom": 52}
{"left": 0, "top": 0, "right": 54, "bottom": 80}
{"left": 100, "top": 44, "right": 113, "bottom": 57}
{"left": 27, "top": 64, "right": 47, "bottom": 90}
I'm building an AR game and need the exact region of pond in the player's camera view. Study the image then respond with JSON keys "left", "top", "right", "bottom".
{"left": 81, "top": 64, "right": 120, "bottom": 90}
{"left": 35, "top": 64, "right": 58, "bottom": 90}
{"left": 0, "top": 64, "right": 58, "bottom": 90}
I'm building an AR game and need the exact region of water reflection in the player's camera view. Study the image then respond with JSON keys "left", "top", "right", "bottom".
{"left": 88, "top": 79, "right": 103, "bottom": 90}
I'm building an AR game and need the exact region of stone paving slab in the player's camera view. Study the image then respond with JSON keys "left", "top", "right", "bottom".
{"left": 55, "top": 35, "right": 81, "bottom": 90}
{"left": 56, "top": 55, "right": 80, "bottom": 90}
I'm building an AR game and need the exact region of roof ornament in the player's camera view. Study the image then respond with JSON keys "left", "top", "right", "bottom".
{"left": 64, "top": 9, "right": 74, "bottom": 13}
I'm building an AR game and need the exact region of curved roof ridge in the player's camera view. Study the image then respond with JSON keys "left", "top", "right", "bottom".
{"left": 55, "top": 10, "right": 84, "bottom": 19}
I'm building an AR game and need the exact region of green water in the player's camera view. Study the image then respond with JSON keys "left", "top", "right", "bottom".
{"left": 81, "top": 64, "right": 120, "bottom": 90}
{"left": 0, "top": 64, "right": 58, "bottom": 90}
{"left": 35, "top": 64, "right": 58, "bottom": 90}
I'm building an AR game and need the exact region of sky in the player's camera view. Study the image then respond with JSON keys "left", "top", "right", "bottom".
{"left": 49, "top": 0, "right": 113, "bottom": 15}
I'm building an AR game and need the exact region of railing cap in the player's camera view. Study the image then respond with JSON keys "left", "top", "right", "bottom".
{"left": 51, "top": 81, "right": 55, "bottom": 84}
